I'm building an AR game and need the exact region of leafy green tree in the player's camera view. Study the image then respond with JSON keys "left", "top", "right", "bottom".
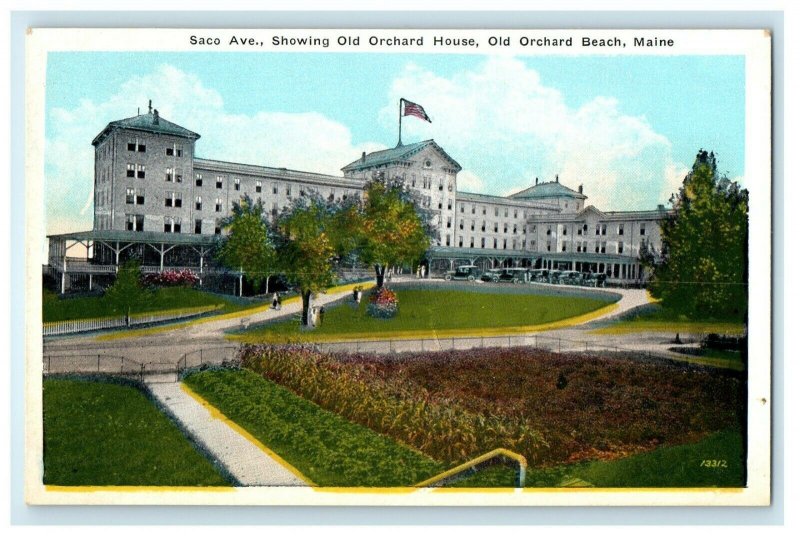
{"left": 215, "top": 195, "right": 275, "bottom": 291}
{"left": 105, "top": 261, "right": 150, "bottom": 324}
{"left": 643, "top": 150, "right": 748, "bottom": 320}
{"left": 357, "top": 178, "right": 432, "bottom": 288}
{"left": 273, "top": 195, "right": 342, "bottom": 326}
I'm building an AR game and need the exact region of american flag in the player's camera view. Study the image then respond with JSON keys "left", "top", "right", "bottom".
{"left": 402, "top": 99, "right": 432, "bottom": 123}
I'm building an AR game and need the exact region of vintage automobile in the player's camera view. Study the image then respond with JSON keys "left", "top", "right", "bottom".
{"left": 444, "top": 264, "right": 482, "bottom": 281}
{"left": 582, "top": 272, "right": 608, "bottom": 287}
{"left": 497, "top": 267, "right": 529, "bottom": 284}
{"left": 547, "top": 269, "right": 563, "bottom": 284}
{"left": 480, "top": 268, "right": 504, "bottom": 283}
{"left": 558, "top": 270, "right": 584, "bottom": 285}
{"left": 528, "top": 269, "right": 550, "bottom": 283}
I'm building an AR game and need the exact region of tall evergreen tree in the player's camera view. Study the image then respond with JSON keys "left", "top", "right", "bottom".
{"left": 643, "top": 150, "right": 748, "bottom": 320}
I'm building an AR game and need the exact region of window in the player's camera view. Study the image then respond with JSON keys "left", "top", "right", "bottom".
{"left": 481, "top": 237, "right": 485, "bottom": 248}
{"left": 494, "top": 238, "right": 498, "bottom": 249}
{"left": 164, "top": 192, "right": 182, "bottom": 208}
{"left": 256, "top": 181, "right": 262, "bottom": 193}
{"left": 562, "top": 227, "right": 568, "bottom": 236}
{"left": 163, "top": 217, "right": 181, "bottom": 233}
{"left": 165, "top": 167, "right": 174, "bottom": 182}
{"left": 459, "top": 219, "right": 464, "bottom": 230}
{"left": 577, "top": 227, "right": 583, "bottom": 236}
{"left": 175, "top": 173, "right": 182, "bottom": 183}
{"left": 504, "top": 208, "right": 508, "bottom": 217}
{"left": 546, "top": 225, "right": 552, "bottom": 236}
{"left": 494, "top": 207, "right": 499, "bottom": 217}
{"left": 470, "top": 237, "right": 475, "bottom": 248}
{"left": 595, "top": 241, "right": 607, "bottom": 254}
{"left": 447, "top": 200, "right": 452, "bottom": 210}
{"left": 438, "top": 202, "right": 442, "bottom": 209}
{"left": 234, "top": 178, "right": 240, "bottom": 191}
{"left": 446, "top": 235, "right": 451, "bottom": 246}
{"left": 546, "top": 240, "right": 552, "bottom": 252}
{"left": 438, "top": 181, "right": 443, "bottom": 191}
{"left": 215, "top": 226, "right": 221, "bottom": 235}
{"left": 602, "top": 224, "right": 607, "bottom": 235}
{"left": 513, "top": 224, "right": 517, "bottom": 234}
{"left": 618, "top": 224, "right": 625, "bottom": 236}
{"left": 137, "top": 164, "right": 145, "bottom": 179}
{"left": 446, "top": 217, "right": 452, "bottom": 229}
{"left": 195, "top": 196, "right": 202, "bottom": 211}
{"left": 460, "top": 204, "right": 464, "bottom": 213}
{"left": 166, "top": 145, "right": 183, "bottom": 157}
{"left": 195, "top": 173, "right": 203, "bottom": 187}
{"left": 458, "top": 236, "right": 463, "bottom": 248}
{"left": 127, "top": 140, "right": 145, "bottom": 152}
{"left": 126, "top": 164, "right": 135, "bottom": 178}
{"left": 503, "top": 224, "right": 508, "bottom": 233}
{"left": 640, "top": 223, "right": 646, "bottom": 236}
{"left": 470, "top": 221, "right": 475, "bottom": 231}
{"left": 561, "top": 242, "right": 567, "bottom": 252}
{"left": 618, "top": 241, "right": 624, "bottom": 254}
{"left": 126, "top": 214, "right": 144, "bottom": 232}
{"left": 215, "top": 198, "right": 223, "bottom": 212}
{"left": 286, "top": 185, "right": 292, "bottom": 196}
{"left": 126, "top": 188, "right": 135, "bottom": 204}
{"left": 471, "top": 204, "right": 476, "bottom": 214}
{"left": 494, "top": 223, "right": 498, "bottom": 233}
{"left": 194, "top": 219, "right": 202, "bottom": 234}
{"left": 481, "top": 221, "right": 486, "bottom": 232}
{"left": 216, "top": 177, "right": 223, "bottom": 189}
{"left": 273, "top": 183, "right": 278, "bottom": 194}
{"left": 514, "top": 210, "right": 518, "bottom": 219}
{"left": 482, "top": 207, "right": 486, "bottom": 215}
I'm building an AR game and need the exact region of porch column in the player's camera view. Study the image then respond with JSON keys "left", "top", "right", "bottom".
{"left": 61, "top": 256, "right": 66, "bottom": 294}
{"left": 239, "top": 267, "right": 243, "bottom": 297}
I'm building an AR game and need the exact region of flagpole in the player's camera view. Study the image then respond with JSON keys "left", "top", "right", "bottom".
{"left": 397, "top": 98, "right": 403, "bottom": 147}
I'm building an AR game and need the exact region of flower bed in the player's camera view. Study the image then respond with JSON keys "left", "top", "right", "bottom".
{"left": 367, "top": 286, "right": 398, "bottom": 319}
{"left": 141, "top": 269, "right": 200, "bottom": 288}
{"left": 240, "top": 345, "right": 547, "bottom": 466}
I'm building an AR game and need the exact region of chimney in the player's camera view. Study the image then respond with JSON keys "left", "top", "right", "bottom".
{"left": 153, "top": 109, "right": 159, "bottom": 125}
{"left": 578, "top": 184, "right": 583, "bottom": 194}
{"left": 535, "top": 177, "right": 539, "bottom": 185}
{"left": 555, "top": 174, "right": 559, "bottom": 183}
{"left": 361, "top": 151, "right": 366, "bottom": 163}
{"left": 148, "top": 99, "right": 152, "bottom": 114}
{"left": 657, "top": 204, "right": 665, "bottom": 211}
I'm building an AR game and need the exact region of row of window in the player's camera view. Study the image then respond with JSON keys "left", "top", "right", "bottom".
{"left": 125, "top": 213, "right": 222, "bottom": 235}
{"left": 458, "top": 204, "right": 527, "bottom": 219}
{"left": 126, "top": 141, "right": 184, "bottom": 157}
{"left": 539, "top": 223, "right": 648, "bottom": 236}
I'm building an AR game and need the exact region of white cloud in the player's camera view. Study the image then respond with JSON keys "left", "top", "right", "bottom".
{"left": 45, "top": 64, "right": 384, "bottom": 234}
{"left": 382, "top": 57, "right": 682, "bottom": 211}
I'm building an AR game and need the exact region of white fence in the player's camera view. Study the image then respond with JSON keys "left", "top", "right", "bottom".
{"left": 43, "top": 305, "right": 221, "bottom": 336}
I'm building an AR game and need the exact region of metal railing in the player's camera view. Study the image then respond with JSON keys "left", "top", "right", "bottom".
{"left": 43, "top": 305, "right": 222, "bottom": 336}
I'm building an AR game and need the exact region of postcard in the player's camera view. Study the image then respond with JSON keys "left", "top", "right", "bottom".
{"left": 24, "top": 27, "right": 771, "bottom": 506}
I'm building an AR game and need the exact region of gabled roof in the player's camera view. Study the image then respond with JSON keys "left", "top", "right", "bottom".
{"left": 92, "top": 111, "right": 201, "bottom": 146}
{"left": 341, "top": 140, "right": 462, "bottom": 172}
{"left": 509, "top": 180, "right": 587, "bottom": 201}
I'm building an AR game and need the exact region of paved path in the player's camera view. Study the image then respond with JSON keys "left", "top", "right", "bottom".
{"left": 145, "top": 378, "right": 309, "bottom": 487}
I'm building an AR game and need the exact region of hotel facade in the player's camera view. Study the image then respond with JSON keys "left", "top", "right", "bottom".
{"left": 47, "top": 107, "right": 668, "bottom": 291}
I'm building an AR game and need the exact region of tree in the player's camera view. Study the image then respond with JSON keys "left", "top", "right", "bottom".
{"left": 272, "top": 195, "right": 341, "bottom": 326}
{"left": 215, "top": 195, "right": 275, "bottom": 291}
{"left": 357, "top": 178, "right": 432, "bottom": 287}
{"left": 643, "top": 150, "right": 748, "bottom": 320}
{"left": 105, "top": 261, "right": 149, "bottom": 324}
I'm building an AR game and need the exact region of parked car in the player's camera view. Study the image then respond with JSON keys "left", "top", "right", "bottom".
{"left": 582, "top": 272, "right": 607, "bottom": 287}
{"left": 529, "top": 269, "right": 550, "bottom": 283}
{"left": 480, "top": 268, "right": 503, "bottom": 283}
{"left": 558, "top": 270, "right": 583, "bottom": 285}
{"left": 445, "top": 265, "right": 482, "bottom": 281}
{"left": 498, "top": 268, "right": 529, "bottom": 284}
{"left": 547, "top": 270, "right": 562, "bottom": 284}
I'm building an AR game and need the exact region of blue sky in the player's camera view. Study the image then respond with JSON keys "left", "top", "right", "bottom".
{"left": 45, "top": 51, "right": 745, "bottom": 234}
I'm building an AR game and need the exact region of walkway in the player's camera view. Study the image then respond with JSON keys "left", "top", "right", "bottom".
{"left": 145, "top": 378, "right": 309, "bottom": 487}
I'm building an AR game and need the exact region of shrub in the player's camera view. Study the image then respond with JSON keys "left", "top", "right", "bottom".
{"left": 367, "top": 286, "right": 398, "bottom": 318}
{"left": 141, "top": 269, "right": 200, "bottom": 288}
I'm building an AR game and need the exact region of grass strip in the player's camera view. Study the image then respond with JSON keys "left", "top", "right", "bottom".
{"left": 43, "top": 376, "right": 231, "bottom": 486}
{"left": 183, "top": 368, "right": 443, "bottom": 487}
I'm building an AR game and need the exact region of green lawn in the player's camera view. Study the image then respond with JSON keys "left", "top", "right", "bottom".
{"left": 43, "top": 287, "right": 259, "bottom": 322}
{"left": 43, "top": 377, "right": 231, "bottom": 486}
{"left": 232, "top": 287, "right": 615, "bottom": 342}
{"left": 594, "top": 303, "right": 745, "bottom": 335}
{"left": 525, "top": 429, "right": 745, "bottom": 488}
{"left": 184, "top": 368, "right": 444, "bottom": 487}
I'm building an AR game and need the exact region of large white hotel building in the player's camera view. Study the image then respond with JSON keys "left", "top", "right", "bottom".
{"left": 47, "top": 107, "right": 668, "bottom": 290}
